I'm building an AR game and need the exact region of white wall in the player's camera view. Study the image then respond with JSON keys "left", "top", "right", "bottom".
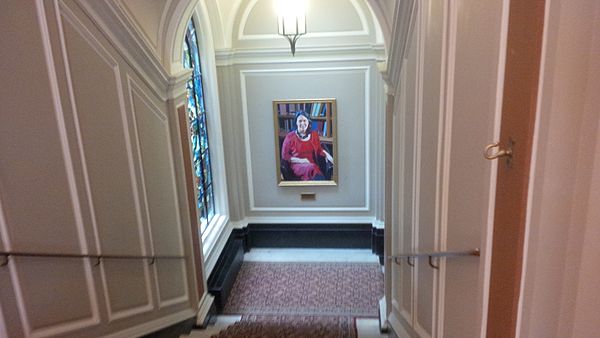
{"left": 0, "top": 1, "right": 199, "bottom": 337}
{"left": 386, "top": 0, "right": 507, "bottom": 337}
{"left": 217, "top": 0, "right": 387, "bottom": 225}
{"left": 519, "top": 0, "right": 600, "bottom": 336}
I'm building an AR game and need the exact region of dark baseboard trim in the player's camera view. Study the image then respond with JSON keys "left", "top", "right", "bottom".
{"left": 372, "top": 228, "right": 384, "bottom": 265}
{"left": 141, "top": 316, "right": 196, "bottom": 338}
{"left": 207, "top": 236, "right": 244, "bottom": 312}
{"left": 244, "top": 223, "right": 373, "bottom": 249}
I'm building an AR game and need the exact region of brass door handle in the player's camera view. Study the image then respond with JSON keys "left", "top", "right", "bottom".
{"left": 484, "top": 142, "right": 513, "bottom": 160}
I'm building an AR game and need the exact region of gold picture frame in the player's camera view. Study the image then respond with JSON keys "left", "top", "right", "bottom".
{"left": 273, "top": 98, "right": 338, "bottom": 187}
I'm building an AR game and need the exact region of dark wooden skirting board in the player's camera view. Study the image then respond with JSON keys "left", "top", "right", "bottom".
{"left": 142, "top": 316, "right": 197, "bottom": 338}
{"left": 207, "top": 236, "right": 245, "bottom": 312}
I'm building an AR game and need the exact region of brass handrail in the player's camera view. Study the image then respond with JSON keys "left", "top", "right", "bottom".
{"left": 0, "top": 251, "right": 185, "bottom": 267}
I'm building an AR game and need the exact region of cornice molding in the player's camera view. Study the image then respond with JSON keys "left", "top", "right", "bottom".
{"left": 385, "top": 0, "right": 417, "bottom": 92}
{"left": 167, "top": 69, "right": 193, "bottom": 101}
{"left": 76, "top": 0, "right": 171, "bottom": 100}
{"left": 215, "top": 44, "right": 386, "bottom": 66}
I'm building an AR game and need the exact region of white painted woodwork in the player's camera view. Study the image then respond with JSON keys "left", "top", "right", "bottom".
{"left": 10, "top": 258, "right": 99, "bottom": 337}
{"left": 60, "top": 15, "right": 143, "bottom": 256}
{"left": 518, "top": 0, "right": 600, "bottom": 336}
{"left": 0, "top": 1, "right": 83, "bottom": 255}
{"left": 386, "top": 0, "right": 507, "bottom": 336}
{"left": 0, "top": 1, "right": 199, "bottom": 336}
{"left": 130, "top": 83, "right": 183, "bottom": 255}
{"left": 101, "top": 260, "right": 152, "bottom": 319}
{"left": 155, "top": 260, "right": 188, "bottom": 307}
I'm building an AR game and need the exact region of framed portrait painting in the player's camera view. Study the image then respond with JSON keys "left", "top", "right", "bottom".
{"left": 273, "top": 98, "right": 338, "bottom": 186}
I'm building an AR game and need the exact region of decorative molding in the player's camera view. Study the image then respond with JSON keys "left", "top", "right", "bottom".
{"left": 215, "top": 44, "right": 386, "bottom": 66}
{"left": 74, "top": 0, "right": 170, "bottom": 101}
{"left": 125, "top": 78, "right": 190, "bottom": 311}
{"left": 411, "top": 2, "right": 425, "bottom": 335}
{"left": 103, "top": 308, "right": 196, "bottom": 338}
{"left": 57, "top": 2, "right": 158, "bottom": 323}
{"left": 196, "top": 293, "right": 215, "bottom": 327}
{"left": 163, "top": 0, "right": 196, "bottom": 74}
{"left": 388, "top": 311, "right": 419, "bottom": 338}
{"left": 153, "top": 260, "right": 190, "bottom": 310}
{"left": 9, "top": 259, "right": 100, "bottom": 338}
{"left": 385, "top": 0, "right": 417, "bottom": 91}
{"left": 167, "top": 68, "right": 193, "bottom": 100}
{"left": 203, "top": 216, "right": 233, "bottom": 276}
{"left": 436, "top": 1, "right": 458, "bottom": 336}
{"left": 366, "top": 0, "right": 393, "bottom": 48}
{"left": 239, "top": 66, "right": 372, "bottom": 213}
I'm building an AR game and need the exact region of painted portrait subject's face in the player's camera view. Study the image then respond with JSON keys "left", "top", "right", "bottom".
{"left": 296, "top": 115, "right": 309, "bottom": 134}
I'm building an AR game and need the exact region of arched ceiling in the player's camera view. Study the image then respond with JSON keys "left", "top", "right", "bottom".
{"left": 230, "top": 0, "right": 382, "bottom": 50}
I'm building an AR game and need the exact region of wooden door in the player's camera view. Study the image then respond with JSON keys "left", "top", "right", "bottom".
{"left": 386, "top": 0, "right": 511, "bottom": 336}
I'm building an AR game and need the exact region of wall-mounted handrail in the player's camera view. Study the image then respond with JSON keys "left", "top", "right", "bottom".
{"left": 0, "top": 251, "right": 186, "bottom": 267}
{"left": 387, "top": 249, "right": 480, "bottom": 269}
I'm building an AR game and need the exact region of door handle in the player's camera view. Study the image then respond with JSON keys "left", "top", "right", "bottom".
{"left": 484, "top": 142, "right": 512, "bottom": 160}
{"left": 484, "top": 139, "right": 514, "bottom": 166}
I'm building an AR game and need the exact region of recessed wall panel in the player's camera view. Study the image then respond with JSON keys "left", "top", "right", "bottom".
{"left": 244, "top": 70, "right": 367, "bottom": 209}
{"left": 12, "top": 258, "right": 95, "bottom": 333}
{"left": 62, "top": 19, "right": 141, "bottom": 255}
{"left": 131, "top": 90, "right": 182, "bottom": 255}
{"left": 102, "top": 260, "right": 151, "bottom": 317}
{"left": 156, "top": 260, "right": 187, "bottom": 305}
{"left": 0, "top": 0, "right": 81, "bottom": 253}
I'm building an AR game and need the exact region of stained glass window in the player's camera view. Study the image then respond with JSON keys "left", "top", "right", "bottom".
{"left": 183, "top": 19, "right": 215, "bottom": 233}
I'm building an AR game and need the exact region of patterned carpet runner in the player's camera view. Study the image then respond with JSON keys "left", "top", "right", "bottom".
{"left": 213, "top": 261, "right": 383, "bottom": 338}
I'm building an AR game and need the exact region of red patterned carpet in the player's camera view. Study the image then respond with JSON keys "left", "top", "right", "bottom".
{"left": 212, "top": 261, "right": 383, "bottom": 337}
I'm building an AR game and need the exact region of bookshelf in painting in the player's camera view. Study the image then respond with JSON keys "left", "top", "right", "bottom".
{"left": 275, "top": 100, "right": 335, "bottom": 145}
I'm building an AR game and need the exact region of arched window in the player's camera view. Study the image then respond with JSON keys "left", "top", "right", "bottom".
{"left": 182, "top": 19, "right": 215, "bottom": 233}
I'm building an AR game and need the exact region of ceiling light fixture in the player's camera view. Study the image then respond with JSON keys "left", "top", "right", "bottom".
{"left": 276, "top": 0, "right": 307, "bottom": 56}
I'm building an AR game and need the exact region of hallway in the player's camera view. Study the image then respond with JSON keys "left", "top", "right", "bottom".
{"left": 1, "top": 0, "right": 600, "bottom": 337}
{"left": 185, "top": 249, "right": 388, "bottom": 338}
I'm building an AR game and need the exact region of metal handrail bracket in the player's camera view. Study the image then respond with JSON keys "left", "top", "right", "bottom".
{"left": 387, "top": 248, "right": 480, "bottom": 268}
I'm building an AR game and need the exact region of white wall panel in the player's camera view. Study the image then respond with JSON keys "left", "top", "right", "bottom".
{"left": 130, "top": 84, "right": 183, "bottom": 255}
{"left": 61, "top": 16, "right": 142, "bottom": 256}
{"left": 401, "top": 22, "right": 418, "bottom": 321}
{"left": 10, "top": 258, "right": 98, "bottom": 337}
{"left": 155, "top": 260, "right": 188, "bottom": 307}
{"left": 241, "top": 68, "right": 369, "bottom": 211}
{"left": 415, "top": 1, "right": 444, "bottom": 335}
{"left": 101, "top": 260, "right": 152, "bottom": 321}
{"left": 0, "top": 0, "right": 82, "bottom": 254}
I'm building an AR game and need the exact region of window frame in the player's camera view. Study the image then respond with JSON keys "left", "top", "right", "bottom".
{"left": 180, "top": 11, "right": 229, "bottom": 273}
